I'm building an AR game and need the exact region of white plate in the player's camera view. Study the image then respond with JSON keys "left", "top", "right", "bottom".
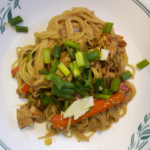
{"left": 0, "top": 0, "right": 150, "bottom": 150}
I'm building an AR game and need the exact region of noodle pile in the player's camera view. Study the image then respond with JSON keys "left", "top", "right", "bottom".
{"left": 12, "top": 7, "right": 136, "bottom": 141}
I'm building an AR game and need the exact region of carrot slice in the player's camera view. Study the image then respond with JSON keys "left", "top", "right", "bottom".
{"left": 11, "top": 65, "right": 19, "bottom": 77}
{"left": 51, "top": 92, "right": 126, "bottom": 129}
{"left": 21, "top": 83, "right": 30, "bottom": 94}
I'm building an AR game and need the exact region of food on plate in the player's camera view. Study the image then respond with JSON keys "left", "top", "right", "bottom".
{"left": 11, "top": 7, "right": 136, "bottom": 141}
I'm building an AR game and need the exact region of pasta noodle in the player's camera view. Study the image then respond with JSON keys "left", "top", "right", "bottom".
{"left": 11, "top": 7, "right": 136, "bottom": 142}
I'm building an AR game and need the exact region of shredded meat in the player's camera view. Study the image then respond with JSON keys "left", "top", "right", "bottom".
{"left": 85, "top": 25, "right": 94, "bottom": 39}
{"left": 16, "top": 89, "right": 27, "bottom": 99}
{"left": 17, "top": 106, "right": 34, "bottom": 129}
{"left": 29, "top": 106, "right": 45, "bottom": 123}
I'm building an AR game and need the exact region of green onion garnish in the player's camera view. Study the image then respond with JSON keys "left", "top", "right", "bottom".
{"left": 83, "top": 51, "right": 90, "bottom": 68}
{"left": 60, "top": 87, "right": 75, "bottom": 94}
{"left": 96, "top": 78, "right": 106, "bottom": 90}
{"left": 49, "top": 95, "right": 60, "bottom": 105}
{"left": 76, "top": 79, "right": 91, "bottom": 90}
{"left": 95, "top": 93, "right": 111, "bottom": 100}
{"left": 76, "top": 88, "right": 90, "bottom": 97}
{"left": 53, "top": 45, "right": 61, "bottom": 58}
{"left": 120, "top": 71, "right": 133, "bottom": 81}
{"left": 43, "top": 48, "right": 51, "bottom": 64}
{"left": 64, "top": 39, "right": 80, "bottom": 49}
{"left": 40, "top": 92, "right": 49, "bottom": 105}
{"left": 103, "top": 22, "right": 114, "bottom": 34}
{"left": 66, "top": 45, "right": 75, "bottom": 60}
{"left": 38, "top": 70, "right": 50, "bottom": 74}
{"left": 101, "top": 89, "right": 111, "bottom": 95}
{"left": 9, "top": 16, "right": 23, "bottom": 26}
{"left": 51, "top": 85, "right": 73, "bottom": 99}
{"left": 50, "top": 57, "right": 60, "bottom": 74}
{"left": 15, "top": 25, "right": 28, "bottom": 33}
{"left": 75, "top": 51, "right": 85, "bottom": 68}
{"left": 110, "top": 78, "right": 120, "bottom": 92}
{"left": 86, "top": 45, "right": 88, "bottom": 51}
{"left": 65, "top": 100, "right": 70, "bottom": 111}
{"left": 27, "top": 52, "right": 29, "bottom": 62}
{"left": 136, "top": 59, "right": 149, "bottom": 69}
{"left": 87, "top": 50, "right": 100, "bottom": 61}
{"left": 44, "top": 74, "right": 64, "bottom": 90}
{"left": 57, "top": 62, "right": 71, "bottom": 77}
{"left": 69, "top": 61, "right": 81, "bottom": 78}
{"left": 62, "top": 80, "right": 76, "bottom": 89}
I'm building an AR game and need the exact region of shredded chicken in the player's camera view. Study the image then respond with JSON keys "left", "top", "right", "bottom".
{"left": 29, "top": 106, "right": 45, "bottom": 123}
{"left": 17, "top": 106, "right": 34, "bottom": 129}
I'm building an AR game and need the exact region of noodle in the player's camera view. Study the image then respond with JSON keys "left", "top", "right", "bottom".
{"left": 12, "top": 7, "right": 136, "bottom": 142}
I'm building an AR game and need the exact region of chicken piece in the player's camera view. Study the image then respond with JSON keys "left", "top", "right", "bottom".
{"left": 85, "top": 25, "right": 94, "bottom": 39}
{"left": 17, "top": 106, "right": 34, "bottom": 129}
{"left": 29, "top": 106, "right": 45, "bottom": 123}
{"left": 76, "top": 37, "right": 87, "bottom": 51}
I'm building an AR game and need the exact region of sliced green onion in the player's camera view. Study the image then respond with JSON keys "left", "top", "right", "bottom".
{"left": 110, "top": 78, "right": 120, "bottom": 92}
{"left": 40, "top": 92, "right": 49, "bottom": 105}
{"left": 15, "top": 25, "right": 28, "bottom": 32}
{"left": 87, "top": 50, "right": 100, "bottom": 61}
{"left": 27, "top": 52, "right": 29, "bottom": 62}
{"left": 62, "top": 80, "right": 76, "bottom": 89}
{"left": 9, "top": 16, "right": 23, "bottom": 26}
{"left": 76, "top": 79, "right": 91, "bottom": 90}
{"left": 38, "top": 70, "right": 50, "bottom": 74}
{"left": 83, "top": 70, "right": 93, "bottom": 88}
{"left": 66, "top": 45, "right": 75, "bottom": 60}
{"left": 136, "top": 59, "right": 149, "bottom": 69}
{"left": 76, "top": 88, "right": 90, "bottom": 97}
{"left": 95, "top": 93, "right": 111, "bottom": 100}
{"left": 75, "top": 51, "right": 85, "bottom": 68}
{"left": 57, "top": 62, "right": 71, "bottom": 77}
{"left": 103, "top": 22, "right": 114, "bottom": 34}
{"left": 60, "top": 87, "right": 75, "bottom": 94}
{"left": 51, "top": 85, "right": 73, "bottom": 99}
{"left": 69, "top": 61, "right": 81, "bottom": 78}
{"left": 96, "top": 78, "right": 106, "bottom": 90}
{"left": 64, "top": 39, "right": 80, "bottom": 49}
{"left": 53, "top": 45, "right": 61, "bottom": 58}
{"left": 44, "top": 74, "right": 64, "bottom": 90}
{"left": 101, "top": 89, "right": 111, "bottom": 95}
{"left": 83, "top": 51, "right": 90, "bottom": 68}
{"left": 50, "top": 57, "right": 60, "bottom": 74}
{"left": 43, "top": 48, "right": 51, "bottom": 64}
{"left": 86, "top": 45, "right": 88, "bottom": 51}
{"left": 49, "top": 95, "right": 60, "bottom": 105}
{"left": 120, "top": 71, "right": 133, "bottom": 81}
{"left": 65, "top": 100, "right": 70, "bottom": 111}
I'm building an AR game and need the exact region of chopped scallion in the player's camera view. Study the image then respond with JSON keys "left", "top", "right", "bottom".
{"left": 57, "top": 62, "right": 71, "bottom": 77}
{"left": 15, "top": 25, "right": 28, "bottom": 32}
{"left": 53, "top": 45, "right": 61, "bottom": 58}
{"left": 49, "top": 57, "right": 59, "bottom": 74}
{"left": 69, "top": 61, "right": 81, "bottom": 78}
{"left": 9, "top": 16, "right": 23, "bottom": 26}
{"left": 110, "top": 78, "right": 120, "bottom": 92}
{"left": 64, "top": 39, "right": 80, "bottom": 49}
{"left": 103, "top": 22, "right": 114, "bottom": 34}
{"left": 83, "top": 51, "right": 90, "bottom": 68}
{"left": 96, "top": 78, "right": 106, "bottom": 90}
{"left": 95, "top": 93, "right": 111, "bottom": 100}
{"left": 38, "top": 70, "right": 50, "bottom": 74}
{"left": 62, "top": 81, "right": 76, "bottom": 89}
{"left": 136, "top": 59, "right": 149, "bottom": 69}
{"left": 120, "top": 71, "right": 133, "bottom": 81}
{"left": 66, "top": 45, "right": 75, "bottom": 60}
{"left": 87, "top": 50, "right": 100, "bottom": 61}
{"left": 75, "top": 51, "right": 85, "bottom": 68}
{"left": 101, "top": 89, "right": 111, "bottom": 95}
{"left": 65, "top": 100, "right": 70, "bottom": 111}
{"left": 43, "top": 48, "right": 51, "bottom": 64}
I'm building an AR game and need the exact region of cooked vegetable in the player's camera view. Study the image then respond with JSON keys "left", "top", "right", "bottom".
{"left": 96, "top": 78, "right": 106, "bottom": 90}
{"left": 11, "top": 65, "right": 19, "bottom": 77}
{"left": 101, "top": 89, "right": 111, "bottom": 95}
{"left": 76, "top": 79, "right": 91, "bottom": 90}
{"left": 40, "top": 92, "right": 49, "bottom": 105}
{"left": 15, "top": 26, "right": 28, "bottom": 33}
{"left": 64, "top": 39, "right": 80, "bottom": 49}
{"left": 43, "top": 48, "right": 51, "bottom": 64}
{"left": 65, "top": 45, "right": 75, "bottom": 60}
{"left": 49, "top": 57, "right": 60, "bottom": 74}
{"left": 64, "top": 100, "right": 70, "bottom": 111}
{"left": 120, "top": 71, "right": 133, "bottom": 81}
{"left": 100, "top": 49, "right": 109, "bottom": 61}
{"left": 60, "top": 87, "right": 75, "bottom": 94}
{"left": 110, "top": 78, "right": 120, "bottom": 92}
{"left": 136, "top": 59, "right": 149, "bottom": 69}
{"left": 87, "top": 50, "right": 100, "bottom": 61}
{"left": 62, "top": 81, "right": 76, "bottom": 89}
{"left": 119, "top": 83, "right": 131, "bottom": 92}
{"left": 21, "top": 83, "right": 30, "bottom": 94}
{"left": 95, "top": 93, "right": 111, "bottom": 100}
{"left": 82, "top": 51, "right": 90, "bottom": 68}
{"left": 38, "top": 70, "right": 50, "bottom": 74}
{"left": 9, "top": 16, "right": 23, "bottom": 26}
{"left": 53, "top": 45, "right": 61, "bottom": 58}
{"left": 61, "top": 96, "right": 94, "bottom": 120}
{"left": 76, "top": 88, "right": 90, "bottom": 97}
{"left": 69, "top": 61, "right": 81, "bottom": 78}
{"left": 44, "top": 74, "right": 64, "bottom": 90}
{"left": 103, "top": 22, "right": 114, "bottom": 34}
{"left": 75, "top": 51, "right": 85, "bottom": 68}
{"left": 57, "top": 62, "right": 71, "bottom": 77}
{"left": 51, "top": 92, "right": 126, "bottom": 128}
